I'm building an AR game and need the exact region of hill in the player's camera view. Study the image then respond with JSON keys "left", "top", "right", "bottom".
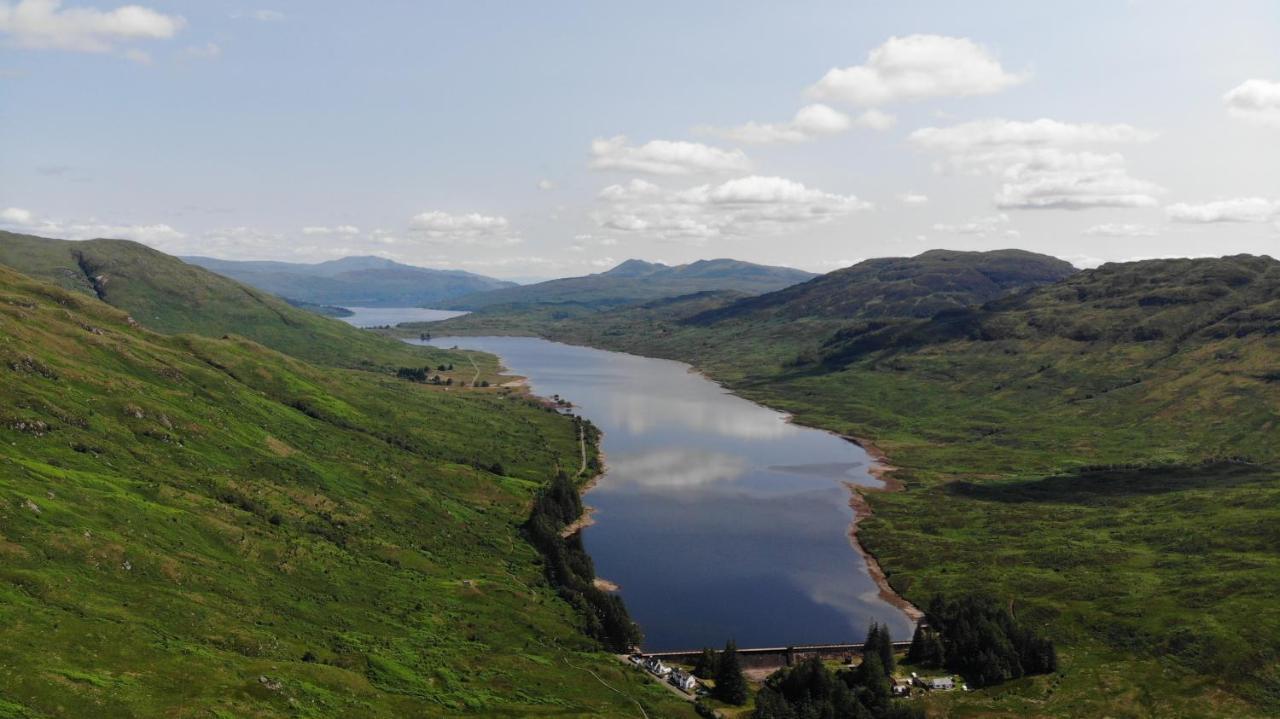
{"left": 688, "top": 248, "right": 1076, "bottom": 324}
{"left": 184, "top": 255, "right": 515, "bottom": 308}
{"left": 0, "top": 264, "right": 694, "bottom": 717}
{"left": 414, "top": 252, "right": 1280, "bottom": 717}
{"left": 0, "top": 231, "right": 456, "bottom": 370}
{"left": 443, "top": 257, "right": 816, "bottom": 310}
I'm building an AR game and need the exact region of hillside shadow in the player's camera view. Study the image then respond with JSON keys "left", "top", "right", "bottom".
{"left": 946, "top": 462, "right": 1272, "bottom": 505}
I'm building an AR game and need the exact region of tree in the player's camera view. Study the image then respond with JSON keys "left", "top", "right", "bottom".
{"left": 852, "top": 653, "right": 891, "bottom": 715}
{"left": 692, "top": 647, "right": 720, "bottom": 679}
{"left": 862, "top": 622, "right": 894, "bottom": 677}
{"left": 714, "top": 639, "right": 748, "bottom": 705}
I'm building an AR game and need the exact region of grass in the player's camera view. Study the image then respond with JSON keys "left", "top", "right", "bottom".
{"left": 0, "top": 231, "right": 464, "bottom": 371}
{"left": 411, "top": 256, "right": 1280, "bottom": 717}
{"left": 0, "top": 264, "right": 696, "bottom": 717}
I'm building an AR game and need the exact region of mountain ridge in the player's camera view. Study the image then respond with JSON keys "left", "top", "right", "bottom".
{"left": 184, "top": 254, "right": 515, "bottom": 308}
{"left": 444, "top": 257, "right": 817, "bottom": 310}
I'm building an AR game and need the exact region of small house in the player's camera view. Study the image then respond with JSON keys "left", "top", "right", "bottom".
{"left": 915, "top": 675, "right": 954, "bottom": 691}
{"left": 669, "top": 669, "right": 698, "bottom": 693}
{"left": 642, "top": 656, "right": 671, "bottom": 677}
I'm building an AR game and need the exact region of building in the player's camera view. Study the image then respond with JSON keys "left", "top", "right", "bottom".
{"left": 913, "top": 674, "right": 955, "bottom": 691}
{"left": 891, "top": 677, "right": 912, "bottom": 696}
{"left": 642, "top": 656, "right": 671, "bottom": 677}
{"left": 669, "top": 669, "right": 698, "bottom": 693}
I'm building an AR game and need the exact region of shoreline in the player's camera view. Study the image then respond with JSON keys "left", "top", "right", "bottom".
{"left": 841, "top": 438, "right": 924, "bottom": 623}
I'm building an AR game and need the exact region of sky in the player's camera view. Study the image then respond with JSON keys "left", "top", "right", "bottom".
{"left": 1, "top": 0, "right": 1278, "bottom": 280}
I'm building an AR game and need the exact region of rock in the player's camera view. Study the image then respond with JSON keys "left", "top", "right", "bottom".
{"left": 259, "top": 675, "right": 283, "bottom": 691}
{"left": 22, "top": 498, "right": 40, "bottom": 514}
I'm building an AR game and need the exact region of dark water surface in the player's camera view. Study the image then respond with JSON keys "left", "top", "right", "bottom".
{"left": 419, "top": 335, "right": 914, "bottom": 651}
{"left": 339, "top": 306, "right": 466, "bottom": 328}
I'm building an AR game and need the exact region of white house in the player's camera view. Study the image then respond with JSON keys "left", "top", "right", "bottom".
{"left": 669, "top": 669, "right": 698, "bottom": 693}
{"left": 915, "top": 675, "right": 954, "bottom": 691}
{"left": 642, "top": 656, "right": 671, "bottom": 677}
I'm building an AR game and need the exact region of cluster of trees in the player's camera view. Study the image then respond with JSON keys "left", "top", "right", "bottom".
{"left": 692, "top": 641, "right": 749, "bottom": 705}
{"left": 395, "top": 366, "right": 453, "bottom": 385}
{"left": 753, "top": 622, "right": 920, "bottom": 719}
{"left": 908, "top": 595, "right": 1057, "bottom": 687}
{"left": 524, "top": 470, "right": 642, "bottom": 652}
{"left": 753, "top": 659, "right": 921, "bottom": 719}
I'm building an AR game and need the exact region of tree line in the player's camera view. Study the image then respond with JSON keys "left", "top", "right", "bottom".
{"left": 524, "top": 442, "right": 642, "bottom": 652}
{"left": 908, "top": 595, "right": 1057, "bottom": 687}
{"left": 749, "top": 622, "right": 922, "bottom": 719}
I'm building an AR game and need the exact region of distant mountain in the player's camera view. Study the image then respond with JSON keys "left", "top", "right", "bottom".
{"left": 183, "top": 255, "right": 515, "bottom": 308}
{"left": 689, "top": 249, "right": 1077, "bottom": 325}
{"left": 0, "top": 231, "right": 450, "bottom": 369}
{"left": 816, "top": 252, "right": 1280, "bottom": 367}
{"left": 445, "top": 258, "right": 817, "bottom": 310}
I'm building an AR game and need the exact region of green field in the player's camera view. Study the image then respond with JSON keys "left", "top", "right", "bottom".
{"left": 416, "top": 254, "right": 1280, "bottom": 717}
{"left": 0, "top": 263, "right": 696, "bottom": 717}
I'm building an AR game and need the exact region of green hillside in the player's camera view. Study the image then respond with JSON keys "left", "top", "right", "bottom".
{"left": 184, "top": 255, "right": 515, "bottom": 308}
{"left": 413, "top": 253, "right": 1280, "bottom": 717}
{"left": 0, "top": 231, "right": 455, "bottom": 370}
{"left": 0, "top": 264, "right": 694, "bottom": 718}
{"left": 444, "top": 257, "right": 816, "bottom": 311}
{"left": 688, "top": 248, "right": 1076, "bottom": 323}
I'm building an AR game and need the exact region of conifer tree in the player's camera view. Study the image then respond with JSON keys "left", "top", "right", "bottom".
{"left": 714, "top": 639, "right": 749, "bottom": 705}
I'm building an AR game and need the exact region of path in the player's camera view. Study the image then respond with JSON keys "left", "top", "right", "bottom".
{"left": 562, "top": 657, "right": 649, "bottom": 719}
{"left": 575, "top": 422, "right": 588, "bottom": 477}
{"left": 464, "top": 353, "right": 481, "bottom": 385}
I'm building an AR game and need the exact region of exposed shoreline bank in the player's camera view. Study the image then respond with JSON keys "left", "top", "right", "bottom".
{"left": 841, "top": 437, "right": 924, "bottom": 624}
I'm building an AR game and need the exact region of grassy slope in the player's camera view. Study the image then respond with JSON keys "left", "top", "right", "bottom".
{"left": 0, "top": 266, "right": 694, "bottom": 718}
{"left": 413, "top": 255, "right": 1280, "bottom": 717}
{"left": 0, "top": 231, "right": 458, "bottom": 370}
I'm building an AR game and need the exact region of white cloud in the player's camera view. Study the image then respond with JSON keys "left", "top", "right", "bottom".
{"left": 807, "top": 34, "right": 1026, "bottom": 107}
{"left": 994, "top": 169, "right": 1162, "bottom": 210}
{"left": 250, "top": 9, "right": 283, "bottom": 22}
{"left": 1166, "top": 197, "right": 1280, "bottom": 223}
{"left": 1223, "top": 79, "right": 1280, "bottom": 129}
{"left": 301, "top": 224, "right": 360, "bottom": 235}
{"left": 1083, "top": 223, "right": 1158, "bottom": 237}
{"left": 0, "top": 0, "right": 184, "bottom": 53}
{"left": 536, "top": 178, "right": 554, "bottom": 190}
{"left": 910, "top": 118, "right": 1162, "bottom": 210}
{"left": 855, "top": 108, "right": 896, "bottom": 131}
{"left": 0, "top": 205, "right": 186, "bottom": 246}
{"left": 589, "top": 135, "right": 750, "bottom": 175}
{"left": 909, "top": 118, "right": 1155, "bottom": 155}
{"left": 1, "top": 206, "right": 34, "bottom": 224}
{"left": 408, "top": 210, "right": 521, "bottom": 247}
{"left": 705, "top": 103, "right": 884, "bottom": 144}
{"left": 595, "top": 175, "right": 870, "bottom": 242}
{"left": 897, "top": 192, "right": 928, "bottom": 205}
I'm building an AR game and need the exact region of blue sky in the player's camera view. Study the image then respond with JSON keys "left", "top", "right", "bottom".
{"left": 2, "top": 1, "right": 1278, "bottom": 279}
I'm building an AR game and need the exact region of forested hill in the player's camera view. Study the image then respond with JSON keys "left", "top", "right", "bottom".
{"left": 0, "top": 231, "right": 455, "bottom": 370}
{"left": 688, "top": 249, "right": 1076, "bottom": 325}
{"left": 0, "top": 263, "right": 694, "bottom": 717}
{"left": 184, "top": 255, "right": 515, "bottom": 308}
{"left": 443, "top": 257, "right": 816, "bottom": 310}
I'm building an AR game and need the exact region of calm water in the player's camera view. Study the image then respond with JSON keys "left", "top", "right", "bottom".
{"left": 339, "top": 306, "right": 467, "bottom": 328}
{"left": 418, "top": 335, "right": 915, "bottom": 651}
